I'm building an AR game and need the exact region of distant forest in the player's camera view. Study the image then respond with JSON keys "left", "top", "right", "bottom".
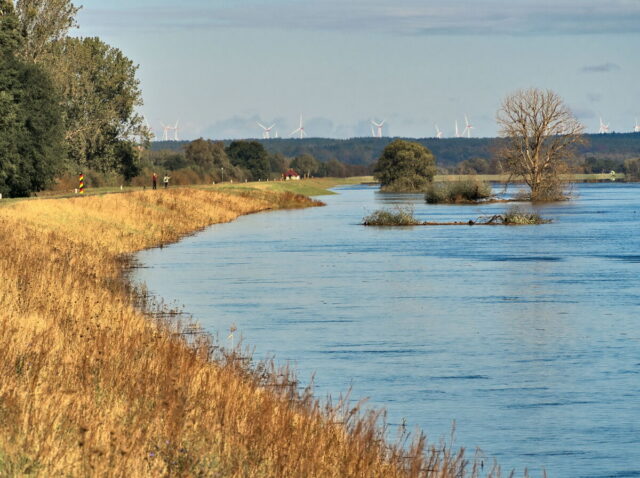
{"left": 152, "top": 133, "right": 640, "bottom": 174}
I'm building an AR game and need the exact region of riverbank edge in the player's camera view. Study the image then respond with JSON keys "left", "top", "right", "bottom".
{"left": 0, "top": 185, "right": 484, "bottom": 477}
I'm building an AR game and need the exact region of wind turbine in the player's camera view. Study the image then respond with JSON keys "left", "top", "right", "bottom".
{"left": 160, "top": 120, "right": 180, "bottom": 141}
{"left": 257, "top": 122, "right": 275, "bottom": 139}
{"left": 290, "top": 115, "right": 307, "bottom": 139}
{"left": 173, "top": 120, "right": 180, "bottom": 141}
{"left": 160, "top": 121, "right": 169, "bottom": 141}
{"left": 371, "top": 119, "right": 385, "bottom": 138}
{"left": 434, "top": 124, "right": 443, "bottom": 139}
{"left": 634, "top": 118, "right": 640, "bottom": 133}
{"left": 462, "top": 114, "right": 474, "bottom": 138}
{"left": 455, "top": 120, "right": 461, "bottom": 138}
{"left": 599, "top": 117, "right": 610, "bottom": 134}
{"left": 371, "top": 124, "right": 376, "bottom": 137}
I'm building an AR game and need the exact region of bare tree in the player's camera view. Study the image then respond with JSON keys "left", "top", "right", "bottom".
{"left": 497, "top": 88, "right": 585, "bottom": 201}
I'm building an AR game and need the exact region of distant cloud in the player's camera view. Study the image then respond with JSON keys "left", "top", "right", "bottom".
{"left": 581, "top": 63, "right": 621, "bottom": 73}
{"left": 201, "top": 115, "right": 277, "bottom": 140}
{"left": 80, "top": 0, "right": 640, "bottom": 36}
{"left": 200, "top": 115, "right": 354, "bottom": 139}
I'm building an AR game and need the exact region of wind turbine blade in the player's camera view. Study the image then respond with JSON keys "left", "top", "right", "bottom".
{"left": 257, "top": 122, "right": 267, "bottom": 130}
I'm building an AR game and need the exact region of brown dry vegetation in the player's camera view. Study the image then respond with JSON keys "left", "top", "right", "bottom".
{"left": 0, "top": 188, "right": 502, "bottom": 477}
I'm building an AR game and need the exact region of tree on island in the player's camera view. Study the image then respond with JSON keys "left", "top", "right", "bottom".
{"left": 373, "top": 139, "right": 436, "bottom": 192}
{"left": 497, "top": 88, "right": 585, "bottom": 201}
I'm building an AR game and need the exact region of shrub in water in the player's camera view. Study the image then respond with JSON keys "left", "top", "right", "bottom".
{"left": 425, "top": 179, "right": 492, "bottom": 204}
{"left": 362, "top": 207, "right": 422, "bottom": 226}
{"left": 502, "top": 206, "right": 550, "bottom": 225}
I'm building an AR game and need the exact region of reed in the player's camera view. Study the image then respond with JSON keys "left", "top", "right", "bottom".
{"left": 425, "top": 179, "right": 493, "bottom": 204}
{"left": 0, "top": 188, "right": 500, "bottom": 477}
{"left": 363, "top": 207, "right": 423, "bottom": 226}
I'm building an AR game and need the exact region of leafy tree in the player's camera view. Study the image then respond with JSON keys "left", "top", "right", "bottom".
{"left": 373, "top": 139, "right": 436, "bottom": 192}
{"left": 268, "top": 152, "right": 289, "bottom": 177}
{"left": 290, "top": 153, "right": 319, "bottom": 178}
{"left": 161, "top": 152, "right": 190, "bottom": 171}
{"left": 225, "top": 140, "right": 270, "bottom": 180}
{"left": 322, "top": 158, "right": 347, "bottom": 177}
{"left": 497, "top": 88, "right": 585, "bottom": 201}
{"left": 15, "top": 0, "right": 80, "bottom": 63}
{"left": 455, "top": 157, "right": 491, "bottom": 174}
{"left": 185, "top": 138, "right": 232, "bottom": 170}
{"left": 49, "top": 37, "right": 145, "bottom": 174}
{"left": 624, "top": 158, "right": 640, "bottom": 180}
{"left": 185, "top": 138, "right": 239, "bottom": 181}
{"left": 0, "top": 0, "right": 63, "bottom": 197}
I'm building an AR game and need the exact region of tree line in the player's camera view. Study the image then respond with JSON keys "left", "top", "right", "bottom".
{"left": 0, "top": 0, "right": 146, "bottom": 197}
{"left": 152, "top": 131, "right": 640, "bottom": 176}
{"left": 140, "top": 139, "right": 370, "bottom": 186}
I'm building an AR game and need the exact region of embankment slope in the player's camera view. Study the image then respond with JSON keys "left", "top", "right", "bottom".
{"left": 0, "top": 188, "right": 482, "bottom": 477}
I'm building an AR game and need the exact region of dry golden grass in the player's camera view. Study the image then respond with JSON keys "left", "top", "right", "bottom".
{"left": 0, "top": 188, "right": 501, "bottom": 477}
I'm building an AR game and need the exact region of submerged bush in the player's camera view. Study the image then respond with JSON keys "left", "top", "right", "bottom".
{"left": 362, "top": 207, "right": 423, "bottom": 226}
{"left": 502, "top": 206, "right": 551, "bottom": 225}
{"left": 381, "top": 174, "right": 432, "bottom": 193}
{"left": 425, "top": 179, "right": 492, "bottom": 204}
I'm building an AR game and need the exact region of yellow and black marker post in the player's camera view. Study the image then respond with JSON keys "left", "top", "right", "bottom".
{"left": 79, "top": 173, "right": 85, "bottom": 194}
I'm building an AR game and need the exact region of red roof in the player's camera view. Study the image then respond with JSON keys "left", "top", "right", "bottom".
{"left": 284, "top": 169, "right": 299, "bottom": 177}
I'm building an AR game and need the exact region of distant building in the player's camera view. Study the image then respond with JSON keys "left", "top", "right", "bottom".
{"left": 284, "top": 169, "right": 300, "bottom": 181}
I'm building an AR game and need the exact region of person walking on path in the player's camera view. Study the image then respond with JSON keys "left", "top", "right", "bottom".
{"left": 152, "top": 172, "right": 158, "bottom": 189}
{"left": 163, "top": 174, "right": 170, "bottom": 189}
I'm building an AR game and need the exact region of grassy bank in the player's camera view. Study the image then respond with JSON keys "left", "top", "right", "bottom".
{"left": 22, "top": 176, "right": 375, "bottom": 202}
{"left": 210, "top": 176, "right": 374, "bottom": 196}
{"left": 0, "top": 188, "right": 488, "bottom": 477}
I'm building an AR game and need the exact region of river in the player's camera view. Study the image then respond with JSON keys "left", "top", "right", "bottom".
{"left": 135, "top": 183, "right": 640, "bottom": 477}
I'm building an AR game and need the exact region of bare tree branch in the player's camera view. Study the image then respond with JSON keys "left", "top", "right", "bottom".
{"left": 496, "top": 88, "right": 586, "bottom": 201}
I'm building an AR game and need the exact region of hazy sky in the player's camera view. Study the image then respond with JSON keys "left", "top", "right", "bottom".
{"left": 77, "top": 0, "right": 640, "bottom": 140}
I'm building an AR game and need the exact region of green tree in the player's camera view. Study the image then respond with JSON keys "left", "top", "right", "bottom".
{"left": 44, "top": 37, "right": 146, "bottom": 174}
{"left": 624, "top": 158, "right": 640, "bottom": 180}
{"left": 268, "top": 152, "right": 289, "bottom": 177}
{"left": 373, "top": 139, "right": 436, "bottom": 192}
{"left": 0, "top": 0, "right": 64, "bottom": 197}
{"left": 185, "top": 138, "right": 238, "bottom": 181}
{"left": 322, "top": 158, "right": 347, "bottom": 177}
{"left": 225, "top": 140, "right": 270, "bottom": 180}
{"left": 290, "top": 153, "right": 319, "bottom": 178}
{"left": 15, "top": 0, "right": 80, "bottom": 63}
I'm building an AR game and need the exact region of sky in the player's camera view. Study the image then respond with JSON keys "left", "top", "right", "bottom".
{"left": 76, "top": 0, "right": 640, "bottom": 140}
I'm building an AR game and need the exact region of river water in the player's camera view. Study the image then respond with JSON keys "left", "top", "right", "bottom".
{"left": 135, "top": 183, "right": 640, "bottom": 477}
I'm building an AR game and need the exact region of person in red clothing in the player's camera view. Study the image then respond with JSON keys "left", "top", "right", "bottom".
{"left": 152, "top": 172, "right": 157, "bottom": 189}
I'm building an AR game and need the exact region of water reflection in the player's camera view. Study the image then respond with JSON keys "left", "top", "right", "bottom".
{"left": 135, "top": 183, "right": 640, "bottom": 478}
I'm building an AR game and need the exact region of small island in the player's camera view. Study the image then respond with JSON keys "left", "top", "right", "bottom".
{"left": 362, "top": 206, "right": 551, "bottom": 226}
